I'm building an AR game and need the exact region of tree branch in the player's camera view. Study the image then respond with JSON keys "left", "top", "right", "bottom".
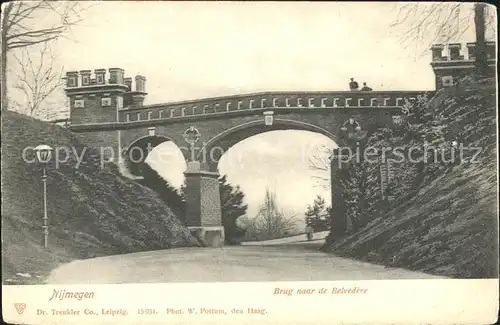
{"left": 7, "top": 36, "right": 59, "bottom": 49}
{"left": 390, "top": 3, "right": 480, "bottom": 58}
{"left": 11, "top": 43, "right": 64, "bottom": 117}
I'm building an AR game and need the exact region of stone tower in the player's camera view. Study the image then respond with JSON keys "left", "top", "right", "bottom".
{"left": 64, "top": 68, "right": 147, "bottom": 125}
{"left": 430, "top": 41, "right": 496, "bottom": 90}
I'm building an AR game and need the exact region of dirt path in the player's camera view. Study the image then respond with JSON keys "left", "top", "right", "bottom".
{"left": 47, "top": 241, "right": 446, "bottom": 284}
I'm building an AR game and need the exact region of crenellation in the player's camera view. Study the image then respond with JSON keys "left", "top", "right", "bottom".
{"left": 431, "top": 44, "right": 446, "bottom": 61}
{"left": 134, "top": 75, "right": 146, "bottom": 92}
{"left": 124, "top": 77, "right": 132, "bottom": 91}
{"left": 64, "top": 67, "right": 145, "bottom": 125}
{"left": 448, "top": 43, "right": 463, "bottom": 60}
{"left": 95, "top": 69, "right": 106, "bottom": 85}
{"left": 108, "top": 68, "right": 125, "bottom": 85}
{"left": 430, "top": 41, "right": 496, "bottom": 89}
{"left": 466, "top": 42, "right": 476, "bottom": 60}
{"left": 79, "top": 70, "right": 91, "bottom": 86}
{"left": 65, "top": 71, "right": 79, "bottom": 87}
{"left": 64, "top": 68, "right": 138, "bottom": 88}
{"left": 432, "top": 41, "right": 497, "bottom": 62}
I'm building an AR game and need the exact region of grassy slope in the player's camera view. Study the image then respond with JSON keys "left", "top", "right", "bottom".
{"left": 2, "top": 111, "right": 198, "bottom": 284}
{"left": 325, "top": 79, "right": 498, "bottom": 278}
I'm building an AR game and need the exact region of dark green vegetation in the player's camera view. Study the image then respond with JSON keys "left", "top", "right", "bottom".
{"left": 326, "top": 77, "right": 498, "bottom": 278}
{"left": 139, "top": 164, "right": 248, "bottom": 244}
{"left": 2, "top": 111, "right": 198, "bottom": 284}
{"left": 305, "top": 195, "right": 331, "bottom": 232}
{"left": 218, "top": 175, "right": 248, "bottom": 244}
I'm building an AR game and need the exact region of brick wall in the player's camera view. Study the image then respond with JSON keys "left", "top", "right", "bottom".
{"left": 75, "top": 130, "right": 121, "bottom": 161}
{"left": 199, "top": 175, "right": 222, "bottom": 227}
{"left": 434, "top": 67, "right": 475, "bottom": 89}
{"left": 184, "top": 175, "right": 201, "bottom": 227}
{"left": 69, "top": 93, "right": 121, "bottom": 125}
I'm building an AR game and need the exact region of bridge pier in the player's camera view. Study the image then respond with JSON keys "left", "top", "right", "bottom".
{"left": 184, "top": 161, "right": 224, "bottom": 247}
{"left": 330, "top": 151, "right": 348, "bottom": 237}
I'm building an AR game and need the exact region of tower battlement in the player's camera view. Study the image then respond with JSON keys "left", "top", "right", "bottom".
{"left": 430, "top": 41, "right": 496, "bottom": 89}
{"left": 65, "top": 68, "right": 146, "bottom": 92}
{"left": 431, "top": 41, "right": 496, "bottom": 62}
{"left": 64, "top": 68, "right": 148, "bottom": 124}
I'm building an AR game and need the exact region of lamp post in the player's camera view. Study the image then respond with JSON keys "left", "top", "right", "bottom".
{"left": 34, "top": 144, "right": 54, "bottom": 248}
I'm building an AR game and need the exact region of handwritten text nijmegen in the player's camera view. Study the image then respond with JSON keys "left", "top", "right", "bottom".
{"left": 49, "top": 289, "right": 95, "bottom": 301}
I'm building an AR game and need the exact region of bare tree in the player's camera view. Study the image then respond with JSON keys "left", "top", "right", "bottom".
{"left": 246, "top": 188, "right": 298, "bottom": 240}
{"left": 11, "top": 42, "right": 63, "bottom": 118}
{"left": 390, "top": 3, "right": 495, "bottom": 76}
{"left": 1, "top": 1, "right": 93, "bottom": 111}
{"left": 308, "top": 144, "right": 334, "bottom": 189}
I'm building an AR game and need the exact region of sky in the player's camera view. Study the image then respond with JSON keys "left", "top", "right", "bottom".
{"left": 6, "top": 2, "right": 497, "bottom": 228}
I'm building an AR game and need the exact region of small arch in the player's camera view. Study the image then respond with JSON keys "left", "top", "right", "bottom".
{"left": 123, "top": 134, "right": 181, "bottom": 178}
{"left": 124, "top": 134, "right": 173, "bottom": 154}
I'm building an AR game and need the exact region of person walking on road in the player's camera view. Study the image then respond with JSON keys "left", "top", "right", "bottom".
{"left": 305, "top": 224, "right": 314, "bottom": 241}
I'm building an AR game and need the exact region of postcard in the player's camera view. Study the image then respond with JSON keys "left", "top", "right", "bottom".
{"left": 2, "top": 2, "right": 498, "bottom": 324}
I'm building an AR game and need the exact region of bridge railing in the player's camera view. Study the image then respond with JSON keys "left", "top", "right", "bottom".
{"left": 116, "top": 90, "right": 432, "bottom": 123}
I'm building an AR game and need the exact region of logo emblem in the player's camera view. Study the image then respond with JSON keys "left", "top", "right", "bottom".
{"left": 183, "top": 126, "right": 201, "bottom": 145}
{"left": 340, "top": 118, "right": 361, "bottom": 132}
{"left": 14, "top": 303, "right": 26, "bottom": 315}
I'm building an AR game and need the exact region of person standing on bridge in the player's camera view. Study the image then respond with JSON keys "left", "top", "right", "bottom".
{"left": 349, "top": 78, "right": 359, "bottom": 91}
{"left": 361, "top": 82, "right": 373, "bottom": 91}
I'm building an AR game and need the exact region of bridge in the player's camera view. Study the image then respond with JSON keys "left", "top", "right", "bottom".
{"left": 66, "top": 84, "right": 431, "bottom": 247}
{"left": 69, "top": 89, "right": 432, "bottom": 171}
{"left": 62, "top": 42, "right": 492, "bottom": 247}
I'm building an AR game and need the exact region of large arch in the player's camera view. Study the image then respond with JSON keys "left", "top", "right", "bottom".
{"left": 195, "top": 118, "right": 337, "bottom": 172}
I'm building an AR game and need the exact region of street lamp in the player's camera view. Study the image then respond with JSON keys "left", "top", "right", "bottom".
{"left": 34, "top": 144, "right": 54, "bottom": 248}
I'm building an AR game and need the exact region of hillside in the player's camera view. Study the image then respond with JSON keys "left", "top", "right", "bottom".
{"left": 1, "top": 111, "right": 199, "bottom": 284}
{"left": 324, "top": 77, "right": 498, "bottom": 278}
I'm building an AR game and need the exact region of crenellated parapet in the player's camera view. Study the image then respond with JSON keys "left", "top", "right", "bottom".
{"left": 431, "top": 41, "right": 496, "bottom": 62}
{"left": 430, "top": 41, "right": 496, "bottom": 89}
{"left": 64, "top": 68, "right": 148, "bottom": 124}
{"left": 65, "top": 68, "right": 147, "bottom": 92}
{"left": 117, "top": 90, "right": 432, "bottom": 124}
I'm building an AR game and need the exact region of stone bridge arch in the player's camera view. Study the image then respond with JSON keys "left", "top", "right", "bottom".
{"left": 196, "top": 118, "right": 338, "bottom": 172}
{"left": 122, "top": 134, "right": 182, "bottom": 178}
